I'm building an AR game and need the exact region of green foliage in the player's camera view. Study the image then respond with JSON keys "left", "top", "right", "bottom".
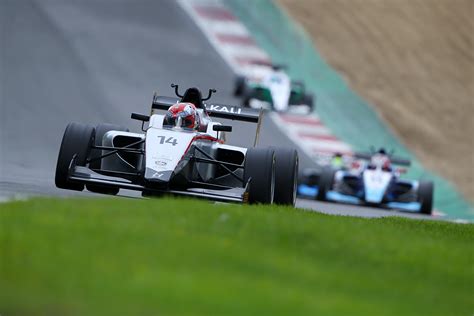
{"left": 1, "top": 197, "right": 472, "bottom": 315}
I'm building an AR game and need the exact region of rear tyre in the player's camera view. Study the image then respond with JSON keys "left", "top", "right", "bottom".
{"left": 87, "top": 123, "right": 129, "bottom": 195}
{"left": 233, "top": 76, "right": 246, "bottom": 96}
{"left": 316, "top": 167, "right": 336, "bottom": 201}
{"left": 418, "top": 181, "right": 434, "bottom": 215}
{"left": 244, "top": 147, "right": 275, "bottom": 204}
{"left": 303, "top": 93, "right": 315, "bottom": 112}
{"left": 272, "top": 148, "right": 299, "bottom": 206}
{"left": 55, "top": 123, "right": 95, "bottom": 191}
{"left": 242, "top": 88, "right": 254, "bottom": 107}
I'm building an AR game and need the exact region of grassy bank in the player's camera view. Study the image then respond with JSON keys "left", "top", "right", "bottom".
{"left": 0, "top": 197, "right": 472, "bottom": 315}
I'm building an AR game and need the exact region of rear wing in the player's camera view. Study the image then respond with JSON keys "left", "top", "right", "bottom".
{"left": 151, "top": 96, "right": 260, "bottom": 123}
{"left": 353, "top": 152, "right": 411, "bottom": 166}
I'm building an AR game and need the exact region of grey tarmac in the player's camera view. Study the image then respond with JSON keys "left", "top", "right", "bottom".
{"left": 0, "top": 0, "right": 436, "bottom": 220}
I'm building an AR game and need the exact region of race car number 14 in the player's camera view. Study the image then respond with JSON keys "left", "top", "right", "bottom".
{"left": 157, "top": 136, "right": 178, "bottom": 146}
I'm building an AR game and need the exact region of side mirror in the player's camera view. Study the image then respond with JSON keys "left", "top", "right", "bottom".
{"left": 213, "top": 125, "right": 232, "bottom": 132}
{"left": 131, "top": 113, "right": 150, "bottom": 122}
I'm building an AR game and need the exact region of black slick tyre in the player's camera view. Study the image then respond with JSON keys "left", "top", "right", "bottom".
{"left": 299, "top": 169, "right": 321, "bottom": 186}
{"left": 272, "top": 148, "right": 298, "bottom": 206}
{"left": 303, "top": 93, "right": 315, "bottom": 112}
{"left": 87, "top": 123, "right": 129, "bottom": 195}
{"left": 242, "top": 88, "right": 254, "bottom": 107}
{"left": 234, "top": 76, "right": 246, "bottom": 96}
{"left": 418, "top": 181, "right": 434, "bottom": 215}
{"left": 244, "top": 147, "right": 276, "bottom": 204}
{"left": 55, "top": 122, "right": 95, "bottom": 191}
{"left": 316, "top": 167, "right": 336, "bottom": 201}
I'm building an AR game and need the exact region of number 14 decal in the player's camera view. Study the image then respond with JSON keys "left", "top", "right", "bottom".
{"left": 157, "top": 136, "right": 178, "bottom": 146}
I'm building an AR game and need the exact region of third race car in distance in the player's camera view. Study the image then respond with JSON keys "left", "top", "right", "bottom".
{"left": 233, "top": 63, "right": 314, "bottom": 113}
{"left": 298, "top": 149, "right": 434, "bottom": 215}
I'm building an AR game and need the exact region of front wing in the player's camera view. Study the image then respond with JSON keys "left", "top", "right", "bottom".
{"left": 68, "top": 163, "right": 248, "bottom": 204}
{"left": 297, "top": 184, "right": 422, "bottom": 212}
{"left": 326, "top": 190, "right": 422, "bottom": 212}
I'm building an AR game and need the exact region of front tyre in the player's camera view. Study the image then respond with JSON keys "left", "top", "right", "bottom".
{"left": 316, "top": 167, "right": 336, "bottom": 201}
{"left": 244, "top": 147, "right": 275, "bottom": 204}
{"left": 272, "top": 148, "right": 299, "bottom": 206}
{"left": 418, "top": 181, "right": 434, "bottom": 215}
{"left": 242, "top": 88, "right": 254, "bottom": 107}
{"left": 303, "top": 93, "right": 315, "bottom": 113}
{"left": 55, "top": 123, "right": 95, "bottom": 191}
{"left": 233, "top": 76, "right": 246, "bottom": 96}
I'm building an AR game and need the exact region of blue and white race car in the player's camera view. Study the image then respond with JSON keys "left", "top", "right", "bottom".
{"left": 298, "top": 149, "right": 434, "bottom": 215}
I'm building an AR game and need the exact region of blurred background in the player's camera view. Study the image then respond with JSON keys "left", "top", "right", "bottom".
{"left": 278, "top": 0, "right": 473, "bottom": 203}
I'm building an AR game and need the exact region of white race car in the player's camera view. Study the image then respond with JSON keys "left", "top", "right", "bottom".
{"left": 234, "top": 64, "right": 314, "bottom": 113}
{"left": 55, "top": 85, "right": 299, "bottom": 205}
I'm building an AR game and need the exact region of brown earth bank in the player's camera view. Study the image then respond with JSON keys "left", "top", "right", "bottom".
{"left": 277, "top": 0, "right": 474, "bottom": 202}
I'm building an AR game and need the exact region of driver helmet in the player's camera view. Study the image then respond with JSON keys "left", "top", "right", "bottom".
{"left": 381, "top": 156, "right": 392, "bottom": 171}
{"left": 371, "top": 153, "right": 392, "bottom": 171}
{"left": 163, "top": 102, "right": 200, "bottom": 130}
{"left": 375, "top": 148, "right": 392, "bottom": 170}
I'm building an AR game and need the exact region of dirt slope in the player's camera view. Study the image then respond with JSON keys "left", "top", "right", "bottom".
{"left": 278, "top": 0, "right": 473, "bottom": 202}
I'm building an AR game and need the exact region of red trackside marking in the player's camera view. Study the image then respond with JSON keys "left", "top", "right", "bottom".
{"left": 311, "top": 147, "right": 353, "bottom": 156}
{"left": 279, "top": 114, "right": 322, "bottom": 126}
{"left": 234, "top": 57, "right": 272, "bottom": 66}
{"left": 215, "top": 34, "right": 256, "bottom": 45}
{"left": 194, "top": 6, "right": 236, "bottom": 21}
{"left": 298, "top": 133, "right": 340, "bottom": 141}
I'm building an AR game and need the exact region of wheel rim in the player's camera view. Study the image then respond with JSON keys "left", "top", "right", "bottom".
{"left": 270, "top": 154, "right": 275, "bottom": 203}
{"left": 292, "top": 154, "right": 298, "bottom": 206}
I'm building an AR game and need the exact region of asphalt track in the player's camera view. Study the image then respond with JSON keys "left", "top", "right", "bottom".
{"left": 0, "top": 0, "right": 435, "bottom": 220}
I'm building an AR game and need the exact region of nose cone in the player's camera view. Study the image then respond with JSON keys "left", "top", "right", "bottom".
{"left": 145, "top": 168, "right": 173, "bottom": 183}
{"left": 364, "top": 187, "right": 386, "bottom": 203}
{"left": 362, "top": 170, "right": 391, "bottom": 204}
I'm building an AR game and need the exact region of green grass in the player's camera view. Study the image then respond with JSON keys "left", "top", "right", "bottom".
{"left": 0, "top": 198, "right": 472, "bottom": 316}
